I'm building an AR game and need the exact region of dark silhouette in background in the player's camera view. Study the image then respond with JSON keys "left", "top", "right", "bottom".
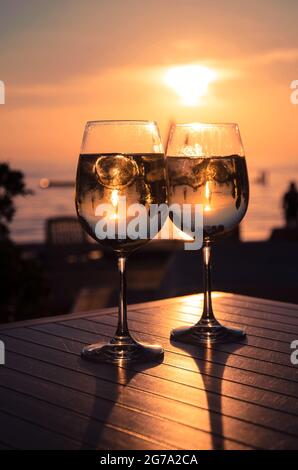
{"left": 0, "top": 163, "right": 47, "bottom": 323}
{"left": 283, "top": 182, "right": 298, "bottom": 228}
{"left": 271, "top": 181, "right": 298, "bottom": 241}
{"left": 0, "top": 163, "right": 32, "bottom": 240}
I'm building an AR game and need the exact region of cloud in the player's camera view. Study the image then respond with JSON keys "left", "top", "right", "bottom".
{"left": 241, "top": 48, "right": 298, "bottom": 66}
{"left": 5, "top": 65, "right": 162, "bottom": 108}
{"left": 2, "top": 0, "right": 298, "bottom": 88}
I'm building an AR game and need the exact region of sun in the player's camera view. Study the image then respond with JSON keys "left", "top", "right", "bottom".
{"left": 164, "top": 65, "right": 216, "bottom": 106}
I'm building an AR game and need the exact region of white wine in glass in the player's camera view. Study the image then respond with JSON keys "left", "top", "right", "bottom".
{"left": 76, "top": 120, "right": 167, "bottom": 363}
{"left": 167, "top": 123, "right": 249, "bottom": 344}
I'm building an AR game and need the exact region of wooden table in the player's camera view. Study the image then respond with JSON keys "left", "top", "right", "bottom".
{"left": 0, "top": 292, "right": 298, "bottom": 450}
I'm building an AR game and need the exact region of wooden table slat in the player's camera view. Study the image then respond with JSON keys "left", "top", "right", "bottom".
{"left": 0, "top": 376, "right": 251, "bottom": 450}
{"left": 2, "top": 351, "right": 298, "bottom": 446}
{"left": 173, "top": 302, "right": 298, "bottom": 327}
{"left": 2, "top": 326, "right": 297, "bottom": 398}
{"left": 2, "top": 328, "right": 298, "bottom": 415}
{"left": 55, "top": 318, "right": 298, "bottom": 383}
{"left": 88, "top": 312, "right": 297, "bottom": 367}
{"left": 0, "top": 292, "right": 298, "bottom": 450}
{"left": 0, "top": 385, "right": 180, "bottom": 450}
{"left": 136, "top": 305, "right": 298, "bottom": 343}
{"left": 91, "top": 315, "right": 294, "bottom": 363}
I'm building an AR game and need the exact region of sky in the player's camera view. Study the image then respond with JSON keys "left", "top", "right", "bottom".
{"left": 0, "top": 0, "right": 297, "bottom": 176}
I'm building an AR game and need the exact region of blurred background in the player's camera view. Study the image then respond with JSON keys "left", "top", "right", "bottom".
{"left": 0, "top": 0, "right": 298, "bottom": 323}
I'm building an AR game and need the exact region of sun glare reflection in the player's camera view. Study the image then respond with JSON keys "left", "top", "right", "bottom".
{"left": 111, "top": 189, "right": 119, "bottom": 220}
{"left": 204, "top": 180, "right": 212, "bottom": 212}
{"left": 164, "top": 65, "right": 217, "bottom": 106}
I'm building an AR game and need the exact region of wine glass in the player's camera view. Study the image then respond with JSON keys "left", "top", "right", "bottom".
{"left": 166, "top": 123, "right": 249, "bottom": 344}
{"left": 75, "top": 120, "right": 167, "bottom": 362}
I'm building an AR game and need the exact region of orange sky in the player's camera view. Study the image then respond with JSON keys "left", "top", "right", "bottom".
{"left": 0, "top": 0, "right": 297, "bottom": 175}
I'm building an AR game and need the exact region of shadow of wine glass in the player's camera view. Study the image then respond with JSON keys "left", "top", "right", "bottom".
{"left": 170, "top": 338, "right": 247, "bottom": 450}
{"left": 79, "top": 358, "right": 163, "bottom": 450}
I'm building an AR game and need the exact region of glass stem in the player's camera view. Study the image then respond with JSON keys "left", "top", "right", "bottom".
{"left": 200, "top": 239, "right": 216, "bottom": 324}
{"left": 115, "top": 255, "right": 131, "bottom": 339}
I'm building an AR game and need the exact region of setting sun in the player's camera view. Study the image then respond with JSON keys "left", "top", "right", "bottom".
{"left": 164, "top": 65, "right": 217, "bottom": 106}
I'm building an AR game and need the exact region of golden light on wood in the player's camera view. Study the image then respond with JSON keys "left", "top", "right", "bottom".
{"left": 164, "top": 65, "right": 217, "bottom": 106}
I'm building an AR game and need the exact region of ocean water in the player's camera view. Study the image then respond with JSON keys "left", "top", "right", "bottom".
{"left": 10, "top": 166, "right": 298, "bottom": 243}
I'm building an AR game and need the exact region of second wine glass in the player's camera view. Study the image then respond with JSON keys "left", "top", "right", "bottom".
{"left": 166, "top": 123, "right": 249, "bottom": 344}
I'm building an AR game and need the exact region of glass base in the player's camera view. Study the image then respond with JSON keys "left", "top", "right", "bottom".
{"left": 81, "top": 336, "right": 164, "bottom": 364}
{"left": 170, "top": 320, "right": 246, "bottom": 345}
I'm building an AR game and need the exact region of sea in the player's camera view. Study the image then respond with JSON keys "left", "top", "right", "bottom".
{"left": 10, "top": 165, "right": 298, "bottom": 243}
